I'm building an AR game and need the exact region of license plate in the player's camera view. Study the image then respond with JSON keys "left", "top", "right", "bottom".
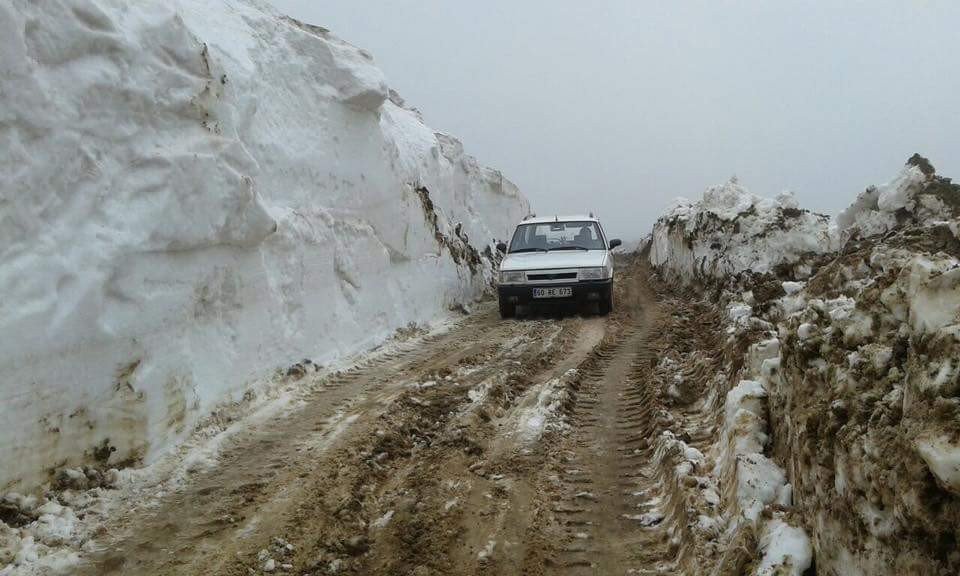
{"left": 532, "top": 287, "right": 573, "bottom": 299}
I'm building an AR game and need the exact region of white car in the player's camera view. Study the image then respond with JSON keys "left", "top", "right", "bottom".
{"left": 496, "top": 215, "right": 621, "bottom": 318}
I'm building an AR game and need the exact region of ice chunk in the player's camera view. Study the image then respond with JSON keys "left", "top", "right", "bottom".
{"left": 736, "top": 454, "right": 786, "bottom": 522}
{"left": 782, "top": 281, "right": 805, "bottom": 295}
{"left": 755, "top": 518, "right": 813, "bottom": 576}
{"left": 916, "top": 435, "right": 960, "bottom": 494}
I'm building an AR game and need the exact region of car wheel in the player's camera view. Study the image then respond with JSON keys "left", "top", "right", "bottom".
{"left": 499, "top": 299, "right": 516, "bottom": 319}
{"left": 598, "top": 289, "right": 613, "bottom": 316}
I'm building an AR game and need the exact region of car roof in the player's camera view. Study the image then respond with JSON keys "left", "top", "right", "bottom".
{"left": 518, "top": 214, "right": 599, "bottom": 225}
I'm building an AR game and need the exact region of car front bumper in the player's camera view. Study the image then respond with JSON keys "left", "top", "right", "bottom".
{"left": 497, "top": 279, "right": 612, "bottom": 305}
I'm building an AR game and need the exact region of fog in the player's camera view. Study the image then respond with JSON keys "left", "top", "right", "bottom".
{"left": 267, "top": 0, "right": 960, "bottom": 241}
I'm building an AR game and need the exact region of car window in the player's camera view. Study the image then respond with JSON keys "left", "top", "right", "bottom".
{"left": 509, "top": 221, "right": 605, "bottom": 252}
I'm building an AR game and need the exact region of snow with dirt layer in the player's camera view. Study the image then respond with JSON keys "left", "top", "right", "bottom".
{"left": 649, "top": 178, "right": 835, "bottom": 281}
{"left": 0, "top": 0, "right": 527, "bottom": 501}
{"left": 650, "top": 157, "right": 960, "bottom": 575}
{"left": 834, "top": 156, "right": 960, "bottom": 242}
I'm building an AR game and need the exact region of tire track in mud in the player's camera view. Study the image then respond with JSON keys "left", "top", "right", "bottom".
{"left": 648, "top": 293, "right": 728, "bottom": 575}
{"left": 77, "top": 259, "right": 731, "bottom": 576}
{"left": 78, "top": 308, "right": 554, "bottom": 575}
{"left": 79, "top": 307, "right": 594, "bottom": 575}
{"left": 332, "top": 314, "right": 604, "bottom": 576}
{"left": 527, "top": 268, "right": 728, "bottom": 576}
{"left": 547, "top": 320, "right": 665, "bottom": 574}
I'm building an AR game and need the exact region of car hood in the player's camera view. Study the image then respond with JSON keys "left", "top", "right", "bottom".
{"left": 500, "top": 251, "right": 609, "bottom": 271}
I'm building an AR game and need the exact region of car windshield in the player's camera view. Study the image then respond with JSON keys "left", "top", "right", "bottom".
{"left": 509, "top": 221, "right": 605, "bottom": 253}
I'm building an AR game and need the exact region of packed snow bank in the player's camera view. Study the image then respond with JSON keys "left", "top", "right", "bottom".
{"left": 835, "top": 153, "right": 960, "bottom": 241}
{"left": 649, "top": 178, "right": 834, "bottom": 282}
{"left": 650, "top": 156, "right": 960, "bottom": 575}
{"left": 771, "top": 242, "right": 960, "bottom": 574}
{"left": 633, "top": 281, "right": 811, "bottom": 574}
{"left": 709, "top": 320, "right": 811, "bottom": 576}
{"left": 0, "top": 0, "right": 527, "bottom": 494}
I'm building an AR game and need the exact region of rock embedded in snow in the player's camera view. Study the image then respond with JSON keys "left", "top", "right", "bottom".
{"left": 0, "top": 0, "right": 527, "bottom": 494}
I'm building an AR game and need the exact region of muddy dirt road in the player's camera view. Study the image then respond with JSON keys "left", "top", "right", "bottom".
{"left": 79, "top": 260, "right": 725, "bottom": 575}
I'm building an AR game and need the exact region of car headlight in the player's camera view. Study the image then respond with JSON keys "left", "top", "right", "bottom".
{"left": 499, "top": 270, "right": 525, "bottom": 284}
{"left": 579, "top": 267, "right": 607, "bottom": 280}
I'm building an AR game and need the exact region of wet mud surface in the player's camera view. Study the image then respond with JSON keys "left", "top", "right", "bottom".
{"left": 77, "top": 260, "right": 731, "bottom": 576}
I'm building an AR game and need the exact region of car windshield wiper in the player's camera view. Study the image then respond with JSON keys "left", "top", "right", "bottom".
{"left": 509, "top": 247, "right": 548, "bottom": 253}
{"left": 548, "top": 246, "right": 590, "bottom": 251}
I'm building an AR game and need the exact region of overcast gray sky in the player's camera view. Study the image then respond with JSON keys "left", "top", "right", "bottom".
{"left": 267, "top": 0, "right": 959, "bottom": 240}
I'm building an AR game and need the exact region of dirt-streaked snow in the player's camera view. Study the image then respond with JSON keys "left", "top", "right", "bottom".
{"left": 649, "top": 156, "right": 960, "bottom": 575}
{"left": 649, "top": 178, "right": 834, "bottom": 282}
{"left": 0, "top": 0, "right": 527, "bottom": 496}
{"left": 834, "top": 154, "right": 958, "bottom": 242}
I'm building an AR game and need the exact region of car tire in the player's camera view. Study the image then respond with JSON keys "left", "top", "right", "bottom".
{"left": 499, "top": 299, "right": 516, "bottom": 319}
{"left": 598, "top": 289, "right": 613, "bottom": 316}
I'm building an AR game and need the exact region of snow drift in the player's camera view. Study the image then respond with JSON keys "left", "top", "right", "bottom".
{"left": 771, "top": 244, "right": 960, "bottom": 575}
{"left": 650, "top": 178, "right": 834, "bottom": 282}
{"left": 835, "top": 153, "right": 960, "bottom": 241}
{"left": 649, "top": 157, "right": 960, "bottom": 574}
{"left": 0, "top": 0, "right": 527, "bottom": 493}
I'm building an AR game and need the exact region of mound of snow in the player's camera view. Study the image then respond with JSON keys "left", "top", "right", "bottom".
{"left": 649, "top": 178, "right": 834, "bottom": 281}
{"left": 647, "top": 156, "right": 960, "bottom": 574}
{"left": 835, "top": 155, "right": 960, "bottom": 242}
{"left": 769, "top": 243, "right": 960, "bottom": 574}
{"left": 0, "top": 0, "right": 527, "bottom": 493}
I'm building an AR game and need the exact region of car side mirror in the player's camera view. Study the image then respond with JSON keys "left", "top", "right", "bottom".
{"left": 609, "top": 238, "right": 622, "bottom": 250}
{"left": 496, "top": 242, "right": 507, "bottom": 253}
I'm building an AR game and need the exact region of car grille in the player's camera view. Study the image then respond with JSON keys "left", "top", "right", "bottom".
{"left": 527, "top": 272, "right": 578, "bottom": 281}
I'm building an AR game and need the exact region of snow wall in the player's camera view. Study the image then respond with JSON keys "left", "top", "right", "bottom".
{"left": 649, "top": 157, "right": 960, "bottom": 575}
{"left": 0, "top": 0, "right": 528, "bottom": 493}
